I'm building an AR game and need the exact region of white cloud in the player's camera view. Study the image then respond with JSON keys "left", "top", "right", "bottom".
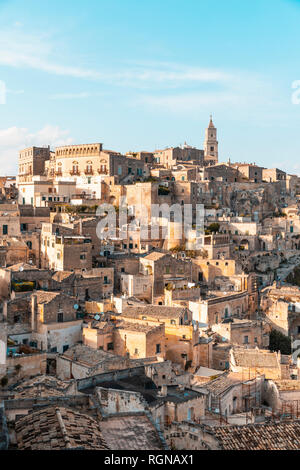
{"left": 0, "top": 28, "right": 235, "bottom": 89}
{"left": 0, "top": 125, "right": 72, "bottom": 175}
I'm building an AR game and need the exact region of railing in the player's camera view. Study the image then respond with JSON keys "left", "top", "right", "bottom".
{"left": 84, "top": 169, "right": 94, "bottom": 175}
{"left": 70, "top": 170, "right": 80, "bottom": 176}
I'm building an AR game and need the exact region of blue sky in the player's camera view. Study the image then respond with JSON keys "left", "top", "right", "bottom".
{"left": 0, "top": 0, "right": 300, "bottom": 174}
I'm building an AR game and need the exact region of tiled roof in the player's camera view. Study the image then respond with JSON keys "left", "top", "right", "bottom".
{"left": 122, "top": 305, "right": 186, "bottom": 319}
{"left": 34, "top": 291, "right": 61, "bottom": 304}
{"left": 232, "top": 348, "right": 279, "bottom": 368}
{"left": 12, "top": 375, "right": 76, "bottom": 398}
{"left": 143, "top": 252, "right": 168, "bottom": 261}
{"left": 100, "top": 414, "right": 164, "bottom": 450}
{"left": 15, "top": 406, "right": 109, "bottom": 450}
{"left": 52, "top": 271, "right": 74, "bottom": 282}
{"left": 116, "top": 320, "right": 162, "bottom": 334}
{"left": 200, "top": 373, "right": 241, "bottom": 396}
{"left": 213, "top": 421, "right": 300, "bottom": 450}
{"left": 5, "top": 263, "right": 38, "bottom": 271}
{"left": 274, "top": 380, "right": 300, "bottom": 391}
{"left": 62, "top": 344, "right": 116, "bottom": 366}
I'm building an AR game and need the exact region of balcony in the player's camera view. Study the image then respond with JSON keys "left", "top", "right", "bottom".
{"left": 97, "top": 168, "right": 108, "bottom": 175}
{"left": 70, "top": 170, "right": 80, "bottom": 176}
{"left": 84, "top": 169, "right": 94, "bottom": 175}
{"left": 55, "top": 171, "right": 62, "bottom": 176}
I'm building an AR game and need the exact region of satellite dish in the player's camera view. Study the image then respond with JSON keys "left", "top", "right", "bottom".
{"left": 94, "top": 314, "right": 100, "bottom": 321}
{"left": 19, "top": 266, "right": 24, "bottom": 272}
{"left": 74, "top": 304, "right": 79, "bottom": 310}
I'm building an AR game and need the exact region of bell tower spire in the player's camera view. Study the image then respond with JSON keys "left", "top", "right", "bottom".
{"left": 204, "top": 115, "right": 218, "bottom": 164}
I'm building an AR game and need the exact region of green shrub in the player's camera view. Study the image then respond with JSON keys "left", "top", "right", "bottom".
{"left": 269, "top": 329, "right": 291, "bottom": 355}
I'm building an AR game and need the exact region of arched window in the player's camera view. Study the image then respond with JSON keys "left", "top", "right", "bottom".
{"left": 86, "top": 161, "right": 93, "bottom": 174}
{"left": 72, "top": 161, "right": 79, "bottom": 174}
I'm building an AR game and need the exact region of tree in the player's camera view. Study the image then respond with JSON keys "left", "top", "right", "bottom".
{"left": 286, "top": 265, "right": 300, "bottom": 287}
{"left": 15, "top": 364, "right": 22, "bottom": 376}
{"left": 269, "top": 329, "right": 291, "bottom": 355}
{"left": 0, "top": 376, "right": 8, "bottom": 388}
{"left": 206, "top": 223, "right": 220, "bottom": 234}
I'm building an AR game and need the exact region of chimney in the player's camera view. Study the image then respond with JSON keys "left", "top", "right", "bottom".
{"left": 31, "top": 294, "right": 37, "bottom": 331}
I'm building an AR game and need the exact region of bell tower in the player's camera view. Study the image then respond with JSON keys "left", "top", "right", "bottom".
{"left": 204, "top": 115, "right": 218, "bottom": 164}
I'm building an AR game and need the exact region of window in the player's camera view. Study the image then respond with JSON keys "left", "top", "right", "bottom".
{"left": 224, "top": 308, "right": 229, "bottom": 318}
{"left": 171, "top": 319, "right": 176, "bottom": 325}
{"left": 57, "top": 312, "right": 63, "bottom": 323}
{"left": 63, "top": 345, "right": 69, "bottom": 353}
{"left": 80, "top": 253, "right": 86, "bottom": 260}
{"left": 107, "top": 342, "right": 114, "bottom": 351}
{"left": 104, "top": 276, "right": 108, "bottom": 284}
{"left": 244, "top": 336, "right": 249, "bottom": 344}
{"left": 2, "top": 225, "right": 7, "bottom": 235}
{"left": 50, "top": 347, "right": 57, "bottom": 353}
{"left": 165, "top": 266, "right": 170, "bottom": 274}
{"left": 121, "top": 267, "right": 125, "bottom": 273}
{"left": 134, "top": 348, "right": 139, "bottom": 355}
{"left": 142, "top": 316, "right": 147, "bottom": 320}
{"left": 156, "top": 344, "right": 161, "bottom": 354}
{"left": 254, "top": 337, "right": 258, "bottom": 343}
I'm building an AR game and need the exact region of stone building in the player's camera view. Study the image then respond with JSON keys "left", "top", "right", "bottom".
{"left": 0, "top": 263, "right": 52, "bottom": 299}
{"left": 114, "top": 305, "right": 197, "bottom": 368}
{"left": 46, "top": 143, "right": 147, "bottom": 184}
{"left": 194, "top": 371, "right": 264, "bottom": 418}
{"left": 229, "top": 347, "right": 282, "bottom": 380}
{"left": 139, "top": 251, "right": 192, "bottom": 299}
{"left": 41, "top": 223, "right": 92, "bottom": 272}
{"left": 18, "top": 146, "right": 51, "bottom": 183}
{"left": 189, "top": 290, "right": 250, "bottom": 327}
{"left": 263, "top": 379, "right": 300, "bottom": 415}
{"left": 260, "top": 285, "right": 300, "bottom": 337}
{"left": 51, "top": 267, "right": 114, "bottom": 301}
{"left": 83, "top": 317, "right": 166, "bottom": 361}
{"left": 212, "top": 319, "right": 270, "bottom": 349}
{"left": 56, "top": 343, "right": 139, "bottom": 380}
{"left": 30, "top": 291, "right": 83, "bottom": 353}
